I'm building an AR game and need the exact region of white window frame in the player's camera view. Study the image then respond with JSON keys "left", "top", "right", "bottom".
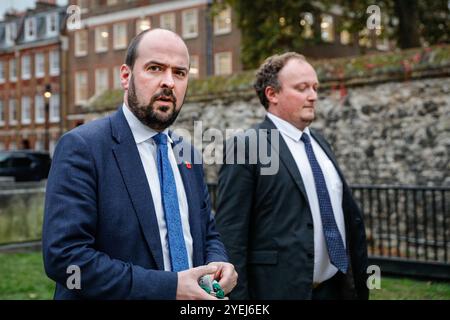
{"left": 5, "top": 22, "right": 17, "bottom": 46}
{"left": 0, "top": 101, "right": 4, "bottom": 126}
{"left": 24, "top": 17, "right": 37, "bottom": 42}
{"left": 21, "top": 55, "right": 31, "bottom": 80}
{"left": 160, "top": 12, "right": 176, "bottom": 32}
{"left": 214, "top": 6, "right": 232, "bottom": 35}
{"left": 46, "top": 12, "right": 59, "bottom": 37}
{"left": 35, "top": 95, "right": 45, "bottom": 124}
{"left": 74, "top": 30, "right": 88, "bottom": 57}
{"left": 9, "top": 99, "right": 17, "bottom": 125}
{"left": 113, "top": 23, "right": 127, "bottom": 50}
{"left": 136, "top": 18, "right": 151, "bottom": 35}
{"left": 21, "top": 96, "right": 31, "bottom": 125}
{"left": 35, "top": 139, "right": 44, "bottom": 151}
{"left": 35, "top": 53, "right": 45, "bottom": 78}
{"left": 214, "top": 52, "right": 232, "bottom": 76}
{"left": 0, "top": 61, "right": 5, "bottom": 83}
{"left": 95, "top": 26, "right": 109, "bottom": 53}
{"left": 49, "top": 50, "right": 60, "bottom": 76}
{"left": 189, "top": 55, "right": 199, "bottom": 78}
{"left": 182, "top": 9, "right": 198, "bottom": 39}
{"left": 50, "top": 93, "right": 60, "bottom": 123}
{"left": 113, "top": 65, "right": 122, "bottom": 89}
{"left": 95, "top": 68, "right": 109, "bottom": 95}
{"left": 9, "top": 59, "right": 17, "bottom": 82}
{"left": 75, "top": 71, "right": 88, "bottom": 104}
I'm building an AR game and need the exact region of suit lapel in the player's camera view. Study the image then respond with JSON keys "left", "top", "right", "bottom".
{"left": 110, "top": 109, "right": 164, "bottom": 270}
{"left": 260, "top": 116, "right": 310, "bottom": 206}
{"left": 171, "top": 132, "right": 203, "bottom": 267}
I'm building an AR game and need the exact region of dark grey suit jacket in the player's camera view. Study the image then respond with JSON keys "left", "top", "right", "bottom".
{"left": 215, "top": 116, "right": 369, "bottom": 300}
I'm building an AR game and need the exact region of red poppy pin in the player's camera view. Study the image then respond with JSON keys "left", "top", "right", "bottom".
{"left": 185, "top": 161, "right": 192, "bottom": 169}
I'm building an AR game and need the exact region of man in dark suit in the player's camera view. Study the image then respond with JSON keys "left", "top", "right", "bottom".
{"left": 215, "top": 52, "right": 368, "bottom": 300}
{"left": 43, "top": 28, "right": 237, "bottom": 299}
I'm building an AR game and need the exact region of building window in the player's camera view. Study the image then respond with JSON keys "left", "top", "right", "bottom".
{"left": 24, "top": 17, "right": 37, "bottom": 41}
{"left": 5, "top": 22, "right": 17, "bottom": 46}
{"left": 113, "top": 23, "right": 127, "bottom": 50}
{"left": 21, "top": 96, "right": 31, "bottom": 125}
{"left": 107, "top": 0, "right": 118, "bottom": 5}
{"left": 340, "top": 30, "right": 351, "bottom": 45}
{"left": 0, "top": 101, "right": 4, "bottom": 126}
{"left": 214, "top": 6, "right": 232, "bottom": 35}
{"left": 50, "top": 94, "right": 60, "bottom": 122}
{"left": 95, "top": 68, "right": 109, "bottom": 95}
{"left": 0, "top": 61, "right": 4, "bottom": 83}
{"left": 9, "top": 59, "right": 17, "bottom": 82}
{"left": 300, "top": 13, "right": 314, "bottom": 39}
{"left": 9, "top": 141, "right": 16, "bottom": 150}
{"left": 46, "top": 12, "right": 59, "bottom": 37}
{"left": 214, "top": 52, "right": 232, "bottom": 75}
{"left": 9, "top": 99, "right": 17, "bottom": 125}
{"left": 35, "top": 138, "right": 43, "bottom": 151}
{"left": 35, "top": 95, "right": 45, "bottom": 124}
{"left": 321, "top": 14, "right": 335, "bottom": 42}
{"left": 182, "top": 9, "right": 198, "bottom": 39}
{"left": 21, "top": 55, "right": 31, "bottom": 80}
{"left": 50, "top": 50, "right": 60, "bottom": 76}
{"left": 189, "top": 55, "right": 199, "bottom": 78}
{"left": 75, "top": 30, "right": 88, "bottom": 57}
{"left": 113, "top": 66, "right": 122, "bottom": 89}
{"left": 160, "top": 13, "right": 176, "bottom": 32}
{"left": 75, "top": 72, "right": 88, "bottom": 104}
{"left": 136, "top": 18, "right": 150, "bottom": 35}
{"left": 95, "top": 26, "right": 109, "bottom": 53}
{"left": 35, "top": 53, "right": 45, "bottom": 78}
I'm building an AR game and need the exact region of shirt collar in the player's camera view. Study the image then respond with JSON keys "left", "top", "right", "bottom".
{"left": 122, "top": 103, "right": 172, "bottom": 144}
{"left": 267, "top": 112, "right": 310, "bottom": 142}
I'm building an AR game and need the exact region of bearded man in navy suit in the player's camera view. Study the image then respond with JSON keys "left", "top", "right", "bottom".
{"left": 43, "top": 28, "right": 237, "bottom": 300}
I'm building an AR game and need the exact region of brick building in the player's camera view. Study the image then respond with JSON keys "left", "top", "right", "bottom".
{"left": 0, "top": 1, "right": 67, "bottom": 153}
{"left": 66, "top": 0, "right": 241, "bottom": 128}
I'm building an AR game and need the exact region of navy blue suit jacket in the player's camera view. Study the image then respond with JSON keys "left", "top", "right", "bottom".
{"left": 42, "top": 108, "right": 228, "bottom": 299}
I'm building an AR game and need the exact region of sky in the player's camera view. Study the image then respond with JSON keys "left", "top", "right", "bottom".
{"left": 0, "top": 0, "right": 68, "bottom": 19}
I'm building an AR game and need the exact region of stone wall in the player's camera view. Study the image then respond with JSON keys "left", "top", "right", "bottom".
{"left": 0, "top": 183, "right": 45, "bottom": 244}
{"left": 174, "top": 76, "right": 450, "bottom": 186}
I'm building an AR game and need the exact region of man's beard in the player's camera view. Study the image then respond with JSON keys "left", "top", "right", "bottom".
{"left": 127, "top": 76, "right": 183, "bottom": 131}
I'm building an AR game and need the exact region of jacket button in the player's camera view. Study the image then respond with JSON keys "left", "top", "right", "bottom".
{"left": 307, "top": 253, "right": 314, "bottom": 259}
{"left": 307, "top": 223, "right": 313, "bottom": 229}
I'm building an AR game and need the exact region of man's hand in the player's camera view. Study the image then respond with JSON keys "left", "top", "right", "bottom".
{"left": 208, "top": 262, "right": 238, "bottom": 295}
{"left": 176, "top": 265, "right": 219, "bottom": 300}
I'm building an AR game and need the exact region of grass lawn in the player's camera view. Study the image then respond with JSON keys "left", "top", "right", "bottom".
{"left": 0, "top": 252, "right": 449, "bottom": 300}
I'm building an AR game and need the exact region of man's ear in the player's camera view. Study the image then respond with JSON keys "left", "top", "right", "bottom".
{"left": 265, "top": 86, "right": 278, "bottom": 105}
{"left": 120, "top": 64, "right": 131, "bottom": 90}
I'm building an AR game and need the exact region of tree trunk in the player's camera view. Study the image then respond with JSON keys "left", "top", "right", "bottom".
{"left": 394, "top": 0, "right": 421, "bottom": 48}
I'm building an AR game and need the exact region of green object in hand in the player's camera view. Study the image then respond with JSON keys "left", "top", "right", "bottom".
{"left": 212, "top": 280, "right": 225, "bottom": 299}
{"left": 199, "top": 275, "right": 225, "bottom": 299}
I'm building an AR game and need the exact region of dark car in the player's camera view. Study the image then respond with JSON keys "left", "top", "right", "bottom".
{"left": 0, "top": 150, "right": 51, "bottom": 182}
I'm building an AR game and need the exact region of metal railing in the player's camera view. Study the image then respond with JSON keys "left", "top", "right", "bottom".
{"left": 207, "top": 184, "right": 450, "bottom": 278}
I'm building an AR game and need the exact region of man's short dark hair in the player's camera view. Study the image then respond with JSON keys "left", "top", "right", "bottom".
{"left": 254, "top": 52, "right": 306, "bottom": 109}
{"left": 125, "top": 29, "right": 152, "bottom": 69}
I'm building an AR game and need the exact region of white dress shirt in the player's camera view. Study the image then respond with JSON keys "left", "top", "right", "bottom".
{"left": 267, "top": 112, "right": 346, "bottom": 284}
{"left": 122, "top": 104, "right": 193, "bottom": 271}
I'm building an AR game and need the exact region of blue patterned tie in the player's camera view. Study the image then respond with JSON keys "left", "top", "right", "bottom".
{"left": 301, "top": 132, "right": 348, "bottom": 273}
{"left": 153, "top": 133, "right": 189, "bottom": 272}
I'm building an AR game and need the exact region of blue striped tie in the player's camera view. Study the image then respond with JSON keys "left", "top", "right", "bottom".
{"left": 153, "top": 133, "right": 189, "bottom": 272}
{"left": 301, "top": 132, "right": 348, "bottom": 273}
